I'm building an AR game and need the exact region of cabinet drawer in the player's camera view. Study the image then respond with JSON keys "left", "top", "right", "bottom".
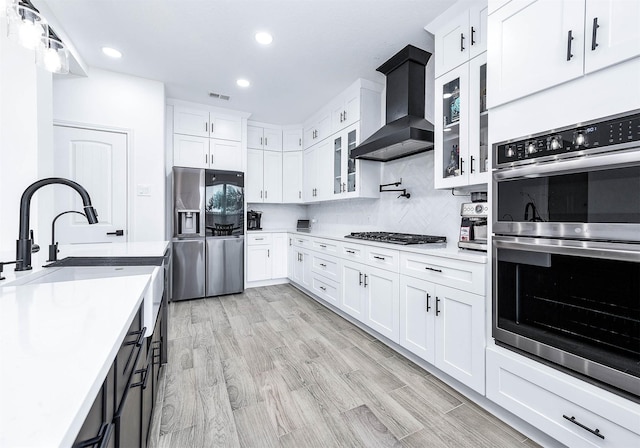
{"left": 248, "top": 233, "right": 272, "bottom": 245}
{"left": 340, "top": 242, "right": 365, "bottom": 261}
{"left": 487, "top": 348, "right": 640, "bottom": 448}
{"left": 400, "top": 252, "right": 485, "bottom": 295}
{"left": 311, "top": 274, "right": 340, "bottom": 307}
{"left": 311, "top": 252, "right": 340, "bottom": 282}
{"left": 365, "top": 246, "right": 400, "bottom": 272}
{"left": 291, "top": 235, "right": 311, "bottom": 248}
{"left": 115, "top": 307, "right": 143, "bottom": 411}
{"left": 312, "top": 238, "right": 339, "bottom": 254}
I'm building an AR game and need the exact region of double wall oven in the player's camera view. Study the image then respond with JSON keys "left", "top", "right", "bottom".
{"left": 492, "top": 110, "right": 640, "bottom": 399}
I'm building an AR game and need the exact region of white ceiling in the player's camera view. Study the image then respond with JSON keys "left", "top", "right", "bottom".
{"left": 40, "top": 0, "right": 455, "bottom": 124}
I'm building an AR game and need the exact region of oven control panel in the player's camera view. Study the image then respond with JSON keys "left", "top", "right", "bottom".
{"left": 495, "top": 111, "right": 640, "bottom": 166}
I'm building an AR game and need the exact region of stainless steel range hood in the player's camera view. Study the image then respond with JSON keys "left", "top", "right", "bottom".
{"left": 351, "top": 45, "right": 434, "bottom": 162}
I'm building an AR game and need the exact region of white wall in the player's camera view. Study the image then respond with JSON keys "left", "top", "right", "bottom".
{"left": 0, "top": 5, "right": 52, "bottom": 258}
{"left": 307, "top": 152, "right": 468, "bottom": 243}
{"left": 53, "top": 68, "right": 166, "bottom": 242}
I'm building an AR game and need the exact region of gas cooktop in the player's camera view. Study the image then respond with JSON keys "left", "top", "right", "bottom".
{"left": 345, "top": 232, "right": 446, "bottom": 245}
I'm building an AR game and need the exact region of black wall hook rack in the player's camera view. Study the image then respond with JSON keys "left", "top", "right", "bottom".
{"left": 379, "top": 179, "right": 410, "bottom": 199}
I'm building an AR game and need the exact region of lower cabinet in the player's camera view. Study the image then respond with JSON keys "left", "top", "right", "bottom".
{"left": 247, "top": 233, "right": 288, "bottom": 282}
{"left": 487, "top": 347, "right": 640, "bottom": 448}
{"left": 399, "top": 274, "right": 485, "bottom": 394}
{"left": 291, "top": 246, "right": 312, "bottom": 290}
{"left": 340, "top": 259, "right": 400, "bottom": 343}
{"left": 73, "top": 364, "right": 116, "bottom": 448}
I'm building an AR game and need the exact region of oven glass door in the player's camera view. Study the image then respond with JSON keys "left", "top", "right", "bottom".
{"left": 493, "top": 236, "right": 640, "bottom": 395}
{"left": 493, "top": 151, "right": 640, "bottom": 240}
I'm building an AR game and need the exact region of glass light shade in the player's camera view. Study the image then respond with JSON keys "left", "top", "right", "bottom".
{"left": 37, "top": 36, "right": 69, "bottom": 74}
{"left": 6, "top": 2, "right": 46, "bottom": 50}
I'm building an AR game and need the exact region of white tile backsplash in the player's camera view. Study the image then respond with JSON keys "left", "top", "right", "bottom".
{"left": 246, "top": 203, "right": 307, "bottom": 230}
{"left": 307, "top": 152, "right": 471, "bottom": 243}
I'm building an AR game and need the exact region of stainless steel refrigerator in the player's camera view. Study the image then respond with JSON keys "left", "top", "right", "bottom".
{"left": 172, "top": 167, "right": 244, "bottom": 301}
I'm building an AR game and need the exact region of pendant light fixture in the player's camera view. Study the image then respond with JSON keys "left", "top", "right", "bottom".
{"left": 36, "top": 28, "right": 69, "bottom": 74}
{"left": 6, "top": 0, "right": 46, "bottom": 50}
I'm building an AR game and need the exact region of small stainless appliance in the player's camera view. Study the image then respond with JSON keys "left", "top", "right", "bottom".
{"left": 247, "top": 210, "right": 262, "bottom": 230}
{"left": 345, "top": 232, "right": 446, "bottom": 245}
{"left": 172, "top": 167, "right": 244, "bottom": 301}
{"left": 458, "top": 202, "right": 488, "bottom": 251}
{"left": 492, "top": 109, "right": 640, "bottom": 399}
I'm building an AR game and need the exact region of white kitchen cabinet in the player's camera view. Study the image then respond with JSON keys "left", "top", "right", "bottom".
{"left": 303, "top": 109, "right": 331, "bottom": 149}
{"left": 429, "top": 1, "right": 488, "bottom": 78}
{"left": 330, "top": 87, "right": 360, "bottom": 133}
{"left": 311, "top": 274, "right": 340, "bottom": 308}
{"left": 434, "top": 53, "right": 488, "bottom": 189}
{"left": 247, "top": 232, "right": 287, "bottom": 282}
{"left": 291, "top": 246, "right": 312, "bottom": 290}
{"left": 246, "top": 149, "right": 282, "bottom": 203}
{"left": 282, "top": 128, "right": 303, "bottom": 152}
{"left": 487, "top": 346, "right": 640, "bottom": 447}
{"left": 488, "top": 0, "right": 640, "bottom": 108}
{"left": 310, "top": 251, "right": 340, "bottom": 283}
{"left": 173, "top": 134, "right": 242, "bottom": 170}
{"left": 330, "top": 123, "right": 381, "bottom": 199}
{"left": 247, "top": 124, "right": 282, "bottom": 151}
{"left": 174, "top": 106, "right": 242, "bottom": 141}
{"left": 340, "top": 259, "right": 400, "bottom": 342}
{"left": 399, "top": 276, "right": 436, "bottom": 362}
{"left": 282, "top": 151, "right": 303, "bottom": 203}
{"left": 303, "top": 138, "right": 332, "bottom": 202}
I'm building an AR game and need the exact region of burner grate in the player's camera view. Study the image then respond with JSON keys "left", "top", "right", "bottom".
{"left": 345, "top": 232, "right": 446, "bottom": 245}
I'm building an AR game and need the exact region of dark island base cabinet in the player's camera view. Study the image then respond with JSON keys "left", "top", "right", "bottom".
{"left": 74, "top": 295, "right": 166, "bottom": 448}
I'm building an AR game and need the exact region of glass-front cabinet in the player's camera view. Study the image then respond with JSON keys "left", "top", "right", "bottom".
{"left": 435, "top": 53, "right": 488, "bottom": 189}
{"left": 332, "top": 124, "right": 364, "bottom": 198}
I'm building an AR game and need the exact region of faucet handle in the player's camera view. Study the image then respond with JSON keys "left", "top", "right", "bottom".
{"left": 29, "top": 229, "right": 40, "bottom": 253}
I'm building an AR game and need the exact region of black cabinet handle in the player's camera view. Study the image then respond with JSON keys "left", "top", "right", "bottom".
{"left": 425, "top": 266, "right": 443, "bottom": 273}
{"left": 470, "top": 155, "right": 475, "bottom": 173}
{"left": 373, "top": 256, "right": 386, "bottom": 261}
{"left": 319, "top": 286, "right": 327, "bottom": 291}
{"left": 74, "top": 422, "right": 114, "bottom": 448}
{"left": 320, "top": 263, "right": 326, "bottom": 267}
{"left": 563, "top": 415, "right": 604, "bottom": 439}
{"left": 426, "top": 293, "right": 431, "bottom": 312}
{"left": 460, "top": 32, "right": 465, "bottom": 51}
{"left": 591, "top": 17, "right": 599, "bottom": 51}
{"left": 346, "top": 250, "right": 355, "bottom": 254}
{"left": 460, "top": 157, "right": 464, "bottom": 175}
{"left": 320, "top": 244, "right": 326, "bottom": 248}
{"left": 567, "top": 30, "right": 574, "bottom": 61}
{"left": 359, "top": 272, "right": 363, "bottom": 285}
{"left": 435, "top": 297, "right": 441, "bottom": 316}
{"left": 364, "top": 274, "right": 368, "bottom": 288}
{"left": 106, "top": 229, "right": 124, "bottom": 236}
{"left": 471, "top": 26, "right": 476, "bottom": 45}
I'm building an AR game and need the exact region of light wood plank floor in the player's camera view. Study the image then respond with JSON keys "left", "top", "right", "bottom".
{"left": 148, "top": 284, "right": 541, "bottom": 448}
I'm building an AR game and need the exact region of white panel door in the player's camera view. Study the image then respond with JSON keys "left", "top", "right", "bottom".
{"left": 271, "top": 233, "right": 288, "bottom": 278}
{"left": 211, "top": 139, "right": 242, "bottom": 171}
{"left": 487, "top": 0, "right": 585, "bottom": 108}
{"left": 247, "top": 125, "right": 264, "bottom": 149}
{"left": 53, "top": 126, "right": 127, "bottom": 244}
{"left": 434, "top": 284, "right": 485, "bottom": 394}
{"left": 263, "top": 128, "right": 283, "bottom": 151}
{"left": 210, "top": 114, "right": 242, "bottom": 141}
{"left": 173, "top": 134, "right": 208, "bottom": 168}
{"left": 584, "top": 0, "right": 640, "bottom": 74}
{"left": 340, "top": 260, "right": 365, "bottom": 319}
{"left": 282, "top": 129, "right": 303, "bottom": 151}
{"left": 435, "top": 11, "right": 470, "bottom": 77}
{"left": 282, "top": 151, "right": 303, "bottom": 203}
{"left": 246, "top": 149, "right": 264, "bottom": 202}
{"left": 364, "top": 266, "right": 400, "bottom": 343}
{"left": 399, "top": 276, "right": 436, "bottom": 363}
{"left": 247, "top": 245, "right": 270, "bottom": 282}
{"left": 173, "top": 107, "right": 209, "bottom": 137}
{"left": 262, "top": 150, "right": 283, "bottom": 203}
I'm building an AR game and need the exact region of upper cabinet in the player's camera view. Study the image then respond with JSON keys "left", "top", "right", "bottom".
{"left": 428, "top": 1, "right": 489, "bottom": 189}
{"left": 246, "top": 149, "right": 283, "bottom": 203}
{"left": 174, "top": 106, "right": 242, "bottom": 141}
{"left": 432, "top": 3, "right": 488, "bottom": 78}
{"left": 247, "top": 124, "right": 283, "bottom": 151}
{"left": 488, "top": 0, "right": 640, "bottom": 108}
{"left": 282, "top": 128, "right": 303, "bottom": 152}
{"left": 171, "top": 104, "right": 245, "bottom": 171}
{"left": 435, "top": 53, "right": 489, "bottom": 189}
{"left": 303, "top": 110, "right": 331, "bottom": 149}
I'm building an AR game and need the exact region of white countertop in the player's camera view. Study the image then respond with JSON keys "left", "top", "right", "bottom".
{"left": 0, "top": 275, "right": 150, "bottom": 448}
{"left": 251, "top": 229, "right": 488, "bottom": 264}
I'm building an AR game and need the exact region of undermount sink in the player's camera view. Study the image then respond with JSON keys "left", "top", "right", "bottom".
{"left": 2, "top": 265, "right": 157, "bottom": 287}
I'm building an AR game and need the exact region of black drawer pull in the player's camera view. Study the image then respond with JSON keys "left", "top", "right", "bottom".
{"left": 319, "top": 286, "right": 327, "bottom": 291}
{"left": 426, "top": 293, "right": 431, "bottom": 312}
{"left": 591, "top": 17, "right": 599, "bottom": 51}
{"left": 435, "top": 297, "right": 441, "bottom": 316}
{"left": 425, "top": 266, "right": 443, "bottom": 273}
{"left": 320, "top": 244, "right": 327, "bottom": 248}
{"left": 346, "top": 250, "right": 356, "bottom": 254}
{"left": 373, "top": 256, "right": 386, "bottom": 261}
{"left": 320, "top": 263, "right": 327, "bottom": 267}
{"left": 563, "top": 415, "right": 604, "bottom": 439}
{"left": 567, "top": 30, "right": 574, "bottom": 61}
{"left": 74, "top": 422, "right": 113, "bottom": 448}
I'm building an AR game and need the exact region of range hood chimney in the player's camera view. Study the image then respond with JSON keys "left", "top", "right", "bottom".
{"left": 351, "top": 44, "right": 434, "bottom": 162}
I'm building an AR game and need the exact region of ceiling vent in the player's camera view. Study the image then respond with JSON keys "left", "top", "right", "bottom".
{"left": 208, "top": 91, "right": 230, "bottom": 101}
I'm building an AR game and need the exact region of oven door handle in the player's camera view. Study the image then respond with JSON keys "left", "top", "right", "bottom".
{"left": 493, "top": 149, "right": 639, "bottom": 180}
{"left": 493, "top": 236, "right": 640, "bottom": 262}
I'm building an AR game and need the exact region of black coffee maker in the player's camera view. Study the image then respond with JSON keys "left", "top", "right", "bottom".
{"left": 247, "top": 210, "right": 262, "bottom": 230}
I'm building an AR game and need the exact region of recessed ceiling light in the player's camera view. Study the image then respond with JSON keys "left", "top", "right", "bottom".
{"left": 236, "top": 79, "right": 250, "bottom": 88}
{"left": 255, "top": 32, "right": 273, "bottom": 45}
{"left": 102, "top": 47, "right": 122, "bottom": 58}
